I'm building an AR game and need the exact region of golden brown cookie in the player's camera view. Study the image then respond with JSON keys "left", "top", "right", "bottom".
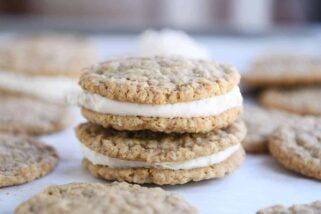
{"left": 0, "top": 34, "right": 97, "bottom": 78}
{"left": 257, "top": 201, "right": 321, "bottom": 214}
{"left": 243, "top": 54, "right": 321, "bottom": 88}
{"left": 242, "top": 104, "right": 298, "bottom": 153}
{"left": 83, "top": 148, "right": 245, "bottom": 185}
{"left": 260, "top": 87, "right": 321, "bottom": 116}
{"left": 81, "top": 106, "right": 242, "bottom": 133}
{"left": 15, "top": 182, "right": 198, "bottom": 214}
{"left": 80, "top": 56, "right": 240, "bottom": 104}
{"left": 269, "top": 117, "right": 321, "bottom": 180}
{"left": 0, "top": 96, "right": 73, "bottom": 135}
{"left": 76, "top": 120, "right": 246, "bottom": 162}
{"left": 0, "top": 133, "right": 58, "bottom": 187}
{"left": 76, "top": 120, "right": 246, "bottom": 185}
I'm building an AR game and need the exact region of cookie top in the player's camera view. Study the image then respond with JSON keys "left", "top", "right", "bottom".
{"left": 257, "top": 201, "right": 321, "bottom": 214}
{"left": 243, "top": 54, "right": 321, "bottom": 88}
{"left": 76, "top": 120, "right": 246, "bottom": 163}
{"left": 0, "top": 133, "right": 58, "bottom": 187}
{"left": 242, "top": 104, "right": 296, "bottom": 153}
{"left": 0, "top": 34, "right": 97, "bottom": 78}
{"left": 260, "top": 87, "right": 321, "bottom": 116}
{"left": 15, "top": 182, "right": 198, "bottom": 214}
{"left": 79, "top": 56, "right": 240, "bottom": 104}
{"left": 269, "top": 117, "right": 321, "bottom": 180}
{"left": 0, "top": 96, "right": 72, "bottom": 135}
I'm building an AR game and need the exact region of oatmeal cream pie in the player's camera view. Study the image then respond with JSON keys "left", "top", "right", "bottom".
{"left": 0, "top": 34, "right": 97, "bottom": 104}
{"left": 76, "top": 120, "right": 246, "bottom": 185}
{"left": 73, "top": 56, "right": 243, "bottom": 133}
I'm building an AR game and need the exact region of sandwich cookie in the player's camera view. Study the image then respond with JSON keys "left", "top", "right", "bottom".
{"left": 242, "top": 104, "right": 298, "bottom": 153}
{"left": 243, "top": 54, "right": 321, "bottom": 88}
{"left": 0, "top": 34, "right": 97, "bottom": 104}
{"left": 16, "top": 182, "right": 198, "bottom": 214}
{"left": 76, "top": 120, "right": 246, "bottom": 185}
{"left": 260, "top": 87, "right": 321, "bottom": 116}
{"left": 74, "top": 56, "right": 243, "bottom": 133}
{"left": 0, "top": 96, "right": 72, "bottom": 135}
{"left": 0, "top": 133, "right": 58, "bottom": 187}
{"left": 269, "top": 117, "right": 321, "bottom": 180}
{"left": 257, "top": 201, "right": 321, "bottom": 214}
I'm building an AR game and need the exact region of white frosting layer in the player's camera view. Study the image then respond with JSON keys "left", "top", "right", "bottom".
{"left": 0, "top": 71, "right": 80, "bottom": 104}
{"left": 71, "top": 87, "right": 242, "bottom": 118}
{"left": 81, "top": 143, "right": 240, "bottom": 170}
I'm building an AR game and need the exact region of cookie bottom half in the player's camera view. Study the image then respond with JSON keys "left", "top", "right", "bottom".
{"left": 83, "top": 147, "right": 245, "bottom": 185}
{"left": 81, "top": 106, "right": 242, "bottom": 133}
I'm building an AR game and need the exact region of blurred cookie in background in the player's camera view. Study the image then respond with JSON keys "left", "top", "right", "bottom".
{"left": 242, "top": 104, "right": 298, "bottom": 153}
{"left": 260, "top": 87, "right": 321, "bottom": 116}
{"left": 0, "top": 96, "right": 73, "bottom": 135}
{"left": 0, "top": 34, "right": 98, "bottom": 104}
{"left": 242, "top": 54, "right": 321, "bottom": 89}
{"left": 257, "top": 201, "right": 321, "bottom": 214}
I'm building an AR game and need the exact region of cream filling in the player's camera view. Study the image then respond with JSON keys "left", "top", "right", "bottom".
{"left": 0, "top": 71, "right": 80, "bottom": 103}
{"left": 80, "top": 143, "right": 240, "bottom": 170}
{"left": 71, "top": 86, "right": 242, "bottom": 118}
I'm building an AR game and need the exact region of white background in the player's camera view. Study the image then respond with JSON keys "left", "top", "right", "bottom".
{"left": 0, "top": 33, "right": 321, "bottom": 214}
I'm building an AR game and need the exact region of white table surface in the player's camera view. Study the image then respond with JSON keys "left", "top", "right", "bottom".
{"left": 0, "top": 34, "right": 321, "bottom": 214}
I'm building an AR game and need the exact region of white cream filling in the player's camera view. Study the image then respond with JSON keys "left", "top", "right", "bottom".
{"left": 0, "top": 71, "right": 80, "bottom": 104}
{"left": 81, "top": 143, "right": 240, "bottom": 170}
{"left": 71, "top": 86, "right": 242, "bottom": 118}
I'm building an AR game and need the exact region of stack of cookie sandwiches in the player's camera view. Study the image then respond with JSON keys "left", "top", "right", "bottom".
{"left": 74, "top": 56, "right": 246, "bottom": 185}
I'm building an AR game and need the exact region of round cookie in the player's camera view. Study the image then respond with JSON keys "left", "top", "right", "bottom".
{"left": 0, "top": 96, "right": 73, "bottom": 135}
{"left": 257, "top": 201, "right": 321, "bottom": 214}
{"left": 80, "top": 56, "right": 240, "bottom": 104}
{"left": 0, "top": 34, "right": 97, "bottom": 78}
{"left": 243, "top": 54, "right": 321, "bottom": 88}
{"left": 77, "top": 56, "right": 242, "bottom": 133}
{"left": 269, "top": 117, "right": 321, "bottom": 180}
{"left": 76, "top": 120, "right": 246, "bottom": 185}
{"left": 0, "top": 133, "right": 58, "bottom": 187}
{"left": 242, "top": 104, "right": 297, "bottom": 153}
{"left": 83, "top": 149, "right": 244, "bottom": 185}
{"left": 15, "top": 182, "right": 198, "bottom": 214}
{"left": 260, "top": 87, "right": 321, "bottom": 116}
{"left": 81, "top": 106, "right": 242, "bottom": 134}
